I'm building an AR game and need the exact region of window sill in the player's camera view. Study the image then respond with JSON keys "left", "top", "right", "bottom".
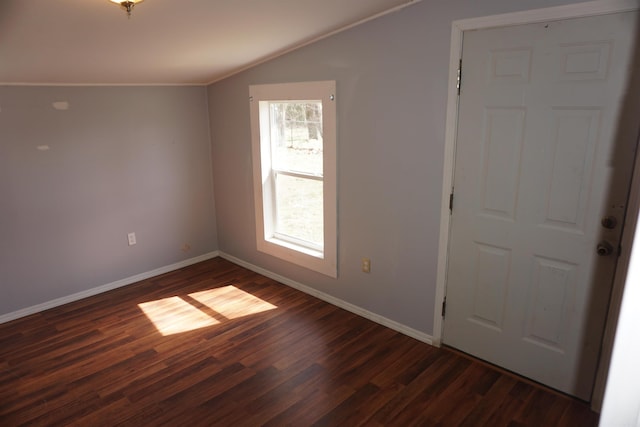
{"left": 266, "top": 237, "right": 324, "bottom": 260}
{"left": 257, "top": 237, "right": 337, "bottom": 278}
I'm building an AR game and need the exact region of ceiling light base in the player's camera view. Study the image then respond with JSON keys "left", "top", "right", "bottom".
{"left": 109, "top": 0, "right": 144, "bottom": 18}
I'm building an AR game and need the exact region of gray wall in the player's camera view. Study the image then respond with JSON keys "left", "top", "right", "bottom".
{"left": 207, "top": 0, "right": 581, "bottom": 335}
{"left": 0, "top": 86, "right": 217, "bottom": 315}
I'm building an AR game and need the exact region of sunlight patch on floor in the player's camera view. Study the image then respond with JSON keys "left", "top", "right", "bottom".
{"left": 138, "top": 286, "right": 277, "bottom": 336}
{"left": 189, "top": 286, "right": 277, "bottom": 319}
{"left": 138, "top": 296, "right": 220, "bottom": 335}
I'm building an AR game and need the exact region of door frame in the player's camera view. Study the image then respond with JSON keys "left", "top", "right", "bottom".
{"left": 433, "top": 0, "right": 640, "bottom": 408}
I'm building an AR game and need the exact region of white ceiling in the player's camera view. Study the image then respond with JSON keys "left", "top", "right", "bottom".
{"left": 0, "top": 0, "right": 417, "bottom": 85}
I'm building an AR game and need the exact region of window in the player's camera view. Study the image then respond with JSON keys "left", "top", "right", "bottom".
{"left": 249, "top": 81, "right": 337, "bottom": 277}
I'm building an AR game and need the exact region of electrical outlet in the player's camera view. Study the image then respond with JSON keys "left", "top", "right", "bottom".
{"left": 127, "top": 232, "right": 137, "bottom": 246}
{"left": 362, "top": 258, "right": 371, "bottom": 273}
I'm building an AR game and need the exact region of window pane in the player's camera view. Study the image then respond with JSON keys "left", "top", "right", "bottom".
{"left": 275, "top": 174, "right": 323, "bottom": 247}
{"left": 269, "top": 102, "right": 323, "bottom": 175}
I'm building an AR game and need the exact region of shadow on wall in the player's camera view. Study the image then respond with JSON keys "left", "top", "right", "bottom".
{"left": 596, "top": 9, "right": 640, "bottom": 419}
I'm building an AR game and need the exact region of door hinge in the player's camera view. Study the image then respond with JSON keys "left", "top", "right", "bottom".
{"left": 456, "top": 59, "right": 462, "bottom": 95}
{"left": 449, "top": 192, "right": 454, "bottom": 213}
{"left": 441, "top": 298, "right": 447, "bottom": 317}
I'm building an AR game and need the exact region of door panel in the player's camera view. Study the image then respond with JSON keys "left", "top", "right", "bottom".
{"left": 444, "top": 12, "right": 638, "bottom": 400}
{"left": 544, "top": 108, "right": 600, "bottom": 229}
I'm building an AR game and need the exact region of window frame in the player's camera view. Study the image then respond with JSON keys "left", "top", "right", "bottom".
{"left": 249, "top": 81, "right": 337, "bottom": 278}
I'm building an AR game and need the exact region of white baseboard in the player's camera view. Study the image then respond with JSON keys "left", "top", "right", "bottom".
{"left": 219, "top": 252, "right": 434, "bottom": 345}
{"left": 0, "top": 251, "right": 220, "bottom": 324}
{"left": 2, "top": 250, "right": 434, "bottom": 347}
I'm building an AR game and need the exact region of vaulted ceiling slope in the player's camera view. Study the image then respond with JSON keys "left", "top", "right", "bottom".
{"left": 0, "top": 0, "right": 418, "bottom": 85}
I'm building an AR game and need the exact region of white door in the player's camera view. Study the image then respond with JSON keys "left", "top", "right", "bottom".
{"left": 444, "top": 11, "right": 639, "bottom": 400}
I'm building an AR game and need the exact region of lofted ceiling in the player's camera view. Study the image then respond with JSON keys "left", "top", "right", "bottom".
{"left": 0, "top": 0, "right": 418, "bottom": 85}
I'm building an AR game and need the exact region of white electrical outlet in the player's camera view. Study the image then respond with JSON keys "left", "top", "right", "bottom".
{"left": 127, "top": 232, "right": 137, "bottom": 246}
{"left": 362, "top": 258, "right": 371, "bottom": 273}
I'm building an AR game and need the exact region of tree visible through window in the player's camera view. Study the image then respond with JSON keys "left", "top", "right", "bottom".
{"left": 249, "top": 81, "right": 337, "bottom": 277}
{"left": 270, "top": 101, "right": 323, "bottom": 248}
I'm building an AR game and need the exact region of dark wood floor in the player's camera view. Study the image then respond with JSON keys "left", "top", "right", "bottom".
{"left": 0, "top": 257, "right": 598, "bottom": 426}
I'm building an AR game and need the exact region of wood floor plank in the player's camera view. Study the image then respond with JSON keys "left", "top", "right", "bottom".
{"left": 416, "top": 363, "right": 488, "bottom": 424}
{"left": 0, "top": 257, "right": 598, "bottom": 426}
{"left": 370, "top": 350, "right": 458, "bottom": 424}
{"left": 459, "top": 375, "right": 519, "bottom": 426}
